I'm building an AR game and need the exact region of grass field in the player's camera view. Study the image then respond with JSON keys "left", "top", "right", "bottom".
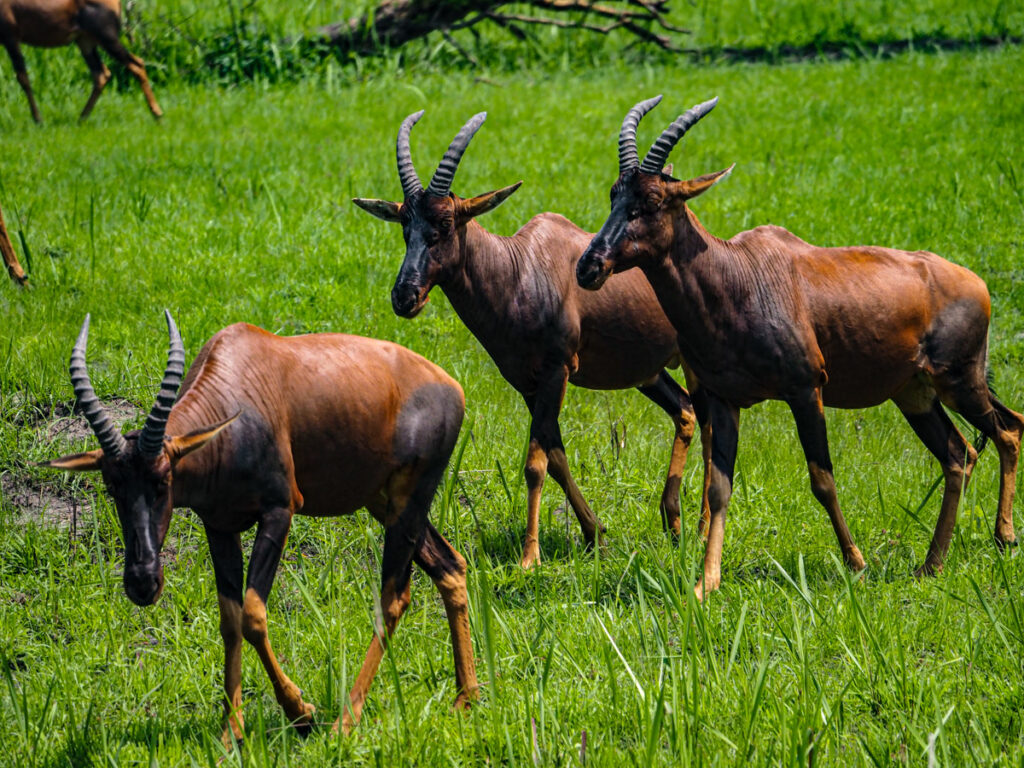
{"left": 2, "top": 25, "right": 1024, "bottom": 768}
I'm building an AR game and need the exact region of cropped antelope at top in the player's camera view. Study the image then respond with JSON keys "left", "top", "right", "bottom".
{"left": 354, "top": 110, "right": 712, "bottom": 569}
{"left": 0, "top": 0, "right": 161, "bottom": 122}
{"left": 41, "top": 313, "right": 477, "bottom": 743}
{"left": 577, "top": 95, "right": 1024, "bottom": 599}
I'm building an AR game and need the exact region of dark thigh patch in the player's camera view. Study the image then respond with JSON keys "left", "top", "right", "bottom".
{"left": 392, "top": 383, "right": 465, "bottom": 465}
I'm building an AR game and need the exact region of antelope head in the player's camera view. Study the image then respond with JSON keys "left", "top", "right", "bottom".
{"left": 577, "top": 95, "right": 733, "bottom": 290}
{"left": 40, "top": 312, "right": 236, "bottom": 606}
{"left": 354, "top": 111, "right": 522, "bottom": 318}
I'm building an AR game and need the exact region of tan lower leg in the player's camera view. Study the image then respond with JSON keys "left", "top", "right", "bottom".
{"left": 697, "top": 424, "right": 712, "bottom": 539}
{"left": 434, "top": 556, "right": 478, "bottom": 707}
{"left": 520, "top": 439, "right": 547, "bottom": 569}
{"left": 661, "top": 410, "right": 696, "bottom": 536}
{"left": 241, "top": 588, "right": 315, "bottom": 728}
{"left": 217, "top": 595, "right": 245, "bottom": 746}
{"left": 0, "top": 208, "right": 27, "bottom": 285}
{"left": 995, "top": 433, "right": 1020, "bottom": 546}
{"left": 696, "top": 508, "right": 726, "bottom": 601}
{"left": 336, "top": 579, "right": 411, "bottom": 735}
{"left": 808, "top": 462, "right": 864, "bottom": 570}
{"left": 127, "top": 60, "right": 162, "bottom": 118}
{"left": 695, "top": 465, "right": 730, "bottom": 601}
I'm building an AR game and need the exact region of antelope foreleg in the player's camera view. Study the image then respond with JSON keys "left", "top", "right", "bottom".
{"left": 521, "top": 437, "right": 547, "bottom": 569}
{"left": 242, "top": 509, "right": 315, "bottom": 733}
{"left": 788, "top": 389, "right": 865, "bottom": 573}
{"left": 5, "top": 42, "right": 40, "bottom": 123}
{"left": 207, "top": 528, "right": 246, "bottom": 747}
{"left": 695, "top": 395, "right": 739, "bottom": 601}
{"left": 692, "top": 385, "right": 713, "bottom": 540}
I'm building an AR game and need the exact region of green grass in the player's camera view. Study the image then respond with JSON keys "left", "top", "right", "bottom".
{"left": 4, "top": 0, "right": 1023, "bottom": 89}
{"left": 2, "top": 43, "right": 1024, "bottom": 765}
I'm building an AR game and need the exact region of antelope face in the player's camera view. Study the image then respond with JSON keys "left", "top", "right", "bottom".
{"left": 40, "top": 312, "right": 236, "bottom": 607}
{"left": 577, "top": 95, "right": 731, "bottom": 291}
{"left": 41, "top": 433, "right": 174, "bottom": 606}
{"left": 354, "top": 110, "right": 522, "bottom": 319}
{"left": 103, "top": 443, "right": 174, "bottom": 606}
{"left": 577, "top": 170, "right": 672, "bottom": 289}
{"left": 390, "top": 192, "right": 459, "bottom": 318}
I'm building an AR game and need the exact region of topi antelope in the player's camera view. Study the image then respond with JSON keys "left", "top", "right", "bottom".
{"left": 0, "top": 201, "right": 27, "bottom": 285}
{"left": 354, "top": 111, "right": 710, "bottom": 569}
{"left": 1, "top": 0, "right": 161, "bottom": 123}
{"left": 577, "top": 95, "right": 1024, "bottom": 599}
{"left": 41, "top": 313, "right": 477, "bottom": 742}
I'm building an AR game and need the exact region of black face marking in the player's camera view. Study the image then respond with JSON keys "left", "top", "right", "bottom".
{"left": 392, "top": 195, "right": 458, "bottom": 317}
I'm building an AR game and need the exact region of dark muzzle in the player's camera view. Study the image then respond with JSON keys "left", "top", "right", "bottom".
{"left": 124, "top": 562, "right": 164, "bottom": 606}
{"left": 576, "top": 246, "right": 612, "bottom": 290}
{"left": 391, "top": 280, "right": 428, "bottom": 318}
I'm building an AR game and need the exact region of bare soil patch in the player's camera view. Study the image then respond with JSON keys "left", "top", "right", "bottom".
{"left": 3, "top": 397, "right": 141, "bottom": 529}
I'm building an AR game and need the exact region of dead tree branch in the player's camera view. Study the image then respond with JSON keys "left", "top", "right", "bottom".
{"left": 308, "top": 0, "right": 688, "bottom": 58}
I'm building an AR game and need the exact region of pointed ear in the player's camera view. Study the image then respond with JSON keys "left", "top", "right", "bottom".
{"left": 167, "top": 411, "right": 240, "bottom": 462}
{"left": 38, "top": 449, "right": 104, "bottom": 473}
{"left": 672, "top": 164, "right": 735, "bottom": 201}
{"left": 458, "top": 181, "right": 523, "bottom": 221}
{"left": 662, "top": 163, "right": 674, "bottom": 177}
{"left": 352, "top": 198, "right": 403, "bottom": 222}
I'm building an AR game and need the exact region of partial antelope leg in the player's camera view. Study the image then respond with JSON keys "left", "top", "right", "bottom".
{"left": 787, "top": 388, "right": 866, "bottom": 572}
{"left": 414, "top": 523, "right": 478, "bottom": 709}
{"left": 206, "top": 528, "right": 246, "bottom": 747}
{"left": 77, "top": 2, "right": 162, "bottom": 119}
{"left": 241, "top": 507, "right": 316, "bottom": 733}
{"left": 337, "top": 515, "right": 421, "bottom": 734}
{"left": 637, "top": 370, "right": 702, "bottom": 537}
{"left": 3, "top": 40, "right": 40, "bottom": 123}
{"left": 76, "top": 38, "right": 111, "bottom": 121}
{"left": 521, "top": 366, "right": 605, "bottom": 568}
{"left": 690, "top": 384, "right": 713, "bottom": 539}
{"left": 695, "top": 394, "right": 739, "bottom": 601}
{"left": 947, "top": 382, "right": 1024, "bottom": 549}
{"left": 0, "top": 204, "right": 27, "bottom": 285}
{"left": 896, "top": 397, "right": 974, "bottom": 576}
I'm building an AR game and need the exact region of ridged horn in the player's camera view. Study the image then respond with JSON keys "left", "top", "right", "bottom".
{"left": 426, "top": 112, "right": 487, "bottom": 198}
{"left": 397, "top": 110, "right": 425, "bottom": 198}
{"left": 639, "top": 97, "right": 718, "bottom": 175}
{"left": 618, "top": 95, "right": 662, "bottom": 174}
{"left": 137, "top": 310, "right": 185, "bottom": 459}
{"left": 70, "top": 315, "right": 127, "bottom": 458}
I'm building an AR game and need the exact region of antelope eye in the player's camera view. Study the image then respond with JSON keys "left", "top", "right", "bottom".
{"left": 628, "top": 207, "right": 641, "bottom": 219}
{"left": 425, "top": 230, "right": 439, "bottom": 246}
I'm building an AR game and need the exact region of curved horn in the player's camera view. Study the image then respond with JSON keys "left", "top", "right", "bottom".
{"left": 639, "top": 96, "right": 718, "bottom": 175}
{"left": 137, "top": 310, "right": 186, "bottom": 459}
{"left": 70, "top": 315, "right": 128, "bottom": 458}
{"left": 426, "top": 112, "right": 487, "bottom": 198}
{"left": 618, "top": 95, "right": 662, "bottom": 174}
{"left": 397, "top": 110, "right": 425, "bottom": 198}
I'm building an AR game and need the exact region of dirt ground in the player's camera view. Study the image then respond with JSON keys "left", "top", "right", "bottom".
{"left": 3, "top": 397, "right": 141, "bottom": 529}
